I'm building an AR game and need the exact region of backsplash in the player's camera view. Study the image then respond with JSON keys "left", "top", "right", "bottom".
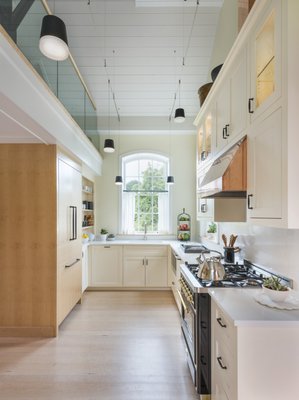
{"left": 199, "top": 222, "right": 299, "bottom": 290}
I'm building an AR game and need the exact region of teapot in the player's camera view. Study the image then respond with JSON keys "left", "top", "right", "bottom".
{"left": 196, "top": 250, "right": 225, "bottom": 281}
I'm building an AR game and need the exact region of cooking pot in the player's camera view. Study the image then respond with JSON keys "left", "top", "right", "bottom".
{"left": 196, "top": 250, "right": 225, "bottom": 281}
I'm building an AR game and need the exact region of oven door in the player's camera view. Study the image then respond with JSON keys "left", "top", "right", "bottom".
{"left": 179, "top": 288, "right": 197, "bottom": 383}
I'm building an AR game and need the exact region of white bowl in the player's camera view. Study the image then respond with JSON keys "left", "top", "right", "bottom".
{"left": 262, "top": 285, "right": 291, "bottom": 302}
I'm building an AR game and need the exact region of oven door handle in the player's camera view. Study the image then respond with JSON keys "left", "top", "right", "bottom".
{"left": 177, "top": 289, "right": 188, "bottom": 312}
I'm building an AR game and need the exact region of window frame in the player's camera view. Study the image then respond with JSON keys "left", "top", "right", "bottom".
{"left": 119, "top": 152, "right": 172, "bottom": 235}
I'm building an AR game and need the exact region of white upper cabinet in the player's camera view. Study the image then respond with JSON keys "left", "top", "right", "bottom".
{"left": 248, "top": 0, "right": 282, "bottom": 121}
{"left": 247, "top": 0, "right": 299, "bottom": 227}
{"left": 195, "top": 0, "right": 299, "bottom": 228}
{"left": 247, "top": 106, "right": 282, "bottom": 220}
{"left": 215, "top": 47, "right": 247, "bottom": 153}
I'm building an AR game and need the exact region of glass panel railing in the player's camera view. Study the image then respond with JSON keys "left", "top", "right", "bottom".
{"left": 0, "top": 0, "right": 99, "bottom": 151}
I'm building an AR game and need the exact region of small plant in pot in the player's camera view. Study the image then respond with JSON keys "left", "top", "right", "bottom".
{"left": 100, "top": 228, "right": 108, "bottom": 241}
{"left": 262, "top": 276, "right": 291, "bottom": 302}
{"left": 207, "top": 222, "right": 217, "bottom": 241}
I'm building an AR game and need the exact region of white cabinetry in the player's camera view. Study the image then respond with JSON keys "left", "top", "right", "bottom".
{"left": 90, "top": 245, "right": 123, "bottom": 287}
{"left": 212, "top": 302, "right": 237, "bottom": 400}
{"left": 215, "top": 48, "right": 247, "bottom": 152}
{"left": 194, "top": 0, "right": 299, "bottom": 228}
{"left": 123, "top": 246, "right": 168, "bottom": 288}
{"left": 82, "top": 244, "right": 89, "bottom": 292}
{"left": 57, "top": 155, "right": 82, "bottom": 326}
{"left": 247, "top": 106, "right": 282, "bottom": 219}
{"left": 248, "top": 0, "right": 282, "bottom": 121}
{"left": 246, "top": 0, "right": 299, "bottom": 227}
{"left": 211, "top": 298, "right": 299, "bottom": 400}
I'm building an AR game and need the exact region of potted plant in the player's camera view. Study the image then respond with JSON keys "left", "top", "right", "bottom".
{"left": 100, "top": 228, "right": 108, "bottom": 241}
{"left": 262, "top": 276, "right": 291, "bottom": 302}
{"left": 207, "top": 222, "right": 217, "bottom": 241}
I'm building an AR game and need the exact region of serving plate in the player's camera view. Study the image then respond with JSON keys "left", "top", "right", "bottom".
{"left": 255, "top": 292, "right": 299, "bottom": 310}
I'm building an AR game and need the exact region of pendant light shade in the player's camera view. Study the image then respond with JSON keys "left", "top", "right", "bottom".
{"left": 167, "top": 176, "right": 175, "bottom": 185}
{"left": 115, "top": 175, "right": 123, "bottom": 185}
{"left": 39, "top": 15, "right": 69, "bottom": 61}
{"left": 174, "top": 107, "right": 185, "bottom": 123}
{"left": 104, "top": 138, "right": 115, "bottom": 153}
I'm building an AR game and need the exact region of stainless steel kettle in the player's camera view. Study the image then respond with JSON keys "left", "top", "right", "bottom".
{"left": 196, "top": 250, "right": 225, "bottom": 281}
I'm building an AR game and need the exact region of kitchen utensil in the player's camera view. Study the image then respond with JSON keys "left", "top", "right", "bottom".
{"left": 222, "top": 234, "right": 227, "bottom": 247}
{"left": 230, "top": 234, "right": 238, "bottom": 248}
{"left": 196, "top": 251, "right": 225, "bottom": 281}
{"left": 228, "top": 234, "right": 234, "bottom": 247}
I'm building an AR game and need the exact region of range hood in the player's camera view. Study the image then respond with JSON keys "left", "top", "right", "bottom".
{"left": 198, "top": 137, "right": 247, "bottom": 198}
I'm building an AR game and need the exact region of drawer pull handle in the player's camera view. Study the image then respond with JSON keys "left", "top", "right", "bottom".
{"left": 217, "top": 356, "right": 227, "bottom": 370}
{"left": 216, "top": 317, "right": 227, "bottom": 328}
{"left": 65, "top": 258, "right": 80, "bottom": 268}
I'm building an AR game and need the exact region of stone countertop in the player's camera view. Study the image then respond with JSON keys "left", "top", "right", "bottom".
{"left": 209, "top": 288, "right": 299, "bottom": 327}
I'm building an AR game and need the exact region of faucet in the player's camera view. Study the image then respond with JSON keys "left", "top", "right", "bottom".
{"left": 143, "top": 223, "right": 147, "bottom": 240}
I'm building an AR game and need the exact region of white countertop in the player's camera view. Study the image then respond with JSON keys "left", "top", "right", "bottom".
{"left": 209, "top": 288, "right": 299, "bottom": 327}
{"left": 87, "top": 239, "right": 202, "bottom": 264}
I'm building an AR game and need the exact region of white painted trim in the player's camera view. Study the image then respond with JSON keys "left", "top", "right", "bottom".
{"left": 0, "top": 27, "right": 102, "bottom": 175}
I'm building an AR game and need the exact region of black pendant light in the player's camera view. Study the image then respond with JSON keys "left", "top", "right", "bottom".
{"left": 39, "top": 15, "right": 69, "bottom": 61}
{"left": 104, "top": 138, "right": 115, "bottom": 153}
{"left": 104, "top": 79, "right": 115, "bottom": 153}
{"left": 174, "top": 79, "right": 185, "bottom": 123}
{"left": 115, "top": 175, "right": 123, "bottom": 185}
{"left": 167, "top": 176, "right": 175, "bottom": 185}
{"left": 174, "top": 107, "right": 185, "bottom": 122}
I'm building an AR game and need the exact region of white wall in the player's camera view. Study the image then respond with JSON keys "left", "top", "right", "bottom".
{"left": 95, "top": 133, "right": 196, "bottom": 239}
{"left": 199, "top": 221, "right": 299, "bottom": 290}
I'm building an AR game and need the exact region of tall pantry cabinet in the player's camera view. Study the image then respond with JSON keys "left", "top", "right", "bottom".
{"left": 0, "top": 144, "right": 82, "bottom": 337}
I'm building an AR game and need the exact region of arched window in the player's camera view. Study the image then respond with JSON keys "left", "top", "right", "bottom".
{"left": 121, "top": 153, "right": 170, "bottom": 235}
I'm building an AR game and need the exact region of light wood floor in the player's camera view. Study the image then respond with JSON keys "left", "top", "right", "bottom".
{"left": 0, "top": 291, "right": 199, "bottom": 399}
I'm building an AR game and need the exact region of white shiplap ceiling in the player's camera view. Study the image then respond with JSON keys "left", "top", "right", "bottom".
{"left": 47, "top": 0, "right": 223, "bottom": 129}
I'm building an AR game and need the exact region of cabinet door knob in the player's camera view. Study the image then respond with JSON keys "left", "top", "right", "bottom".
{"left": 248, "top": 97, "right": 254, "bottom": 113}
{"left": 222, "top": 126, "right": 227, "bottom": 139}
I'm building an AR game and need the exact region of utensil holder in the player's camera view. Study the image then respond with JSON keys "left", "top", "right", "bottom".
{"left": 224, "top": 247, "right": 235, "bottom": 264}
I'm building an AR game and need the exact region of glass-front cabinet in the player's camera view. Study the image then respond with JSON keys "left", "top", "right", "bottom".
{"left": 249, "top": 0, "right": 281, "bottom": 120}
{"left": 197, "top": 110, "right": 213, "bottom": 166}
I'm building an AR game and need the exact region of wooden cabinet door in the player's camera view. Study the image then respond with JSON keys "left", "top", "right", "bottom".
{"left": 145, "top": 256, "right": 168, "bottom": 287}
{"left": 123, "top": 257, "right": 145, "bottom": 286}
{"left": 247, "top": 107, "right": 282, "bottom": 220}
{"left": 90, "top": 246, "right": 123, "bottom": 287}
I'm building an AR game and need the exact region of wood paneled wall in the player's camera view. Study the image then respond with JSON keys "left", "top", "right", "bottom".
{"left": 0, "top": 144, "right": 57, "bottom": 336}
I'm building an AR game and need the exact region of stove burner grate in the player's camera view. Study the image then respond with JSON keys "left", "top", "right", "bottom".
{"left": 185, "top": 262, "right": 263, "bottom": 288}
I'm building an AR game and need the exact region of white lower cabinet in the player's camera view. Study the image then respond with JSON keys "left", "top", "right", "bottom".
{"left": 212, "top": 301, "right": 237, "bottom": 400}
{"left": 90, "top": 245, "right": 123, "bottom": 287}
{"left": 123, "top": 246, "right": 168, "bottom": 288}
{"left": 82, "top": 244, "right": 89, "bottom": 292}
{"left": 211, "top": 298, "right": 299, "bottom": 400}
